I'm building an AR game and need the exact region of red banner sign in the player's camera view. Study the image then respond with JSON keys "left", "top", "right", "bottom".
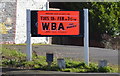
{"left": 37, "top": 11, "right": 80, "bottom": 35}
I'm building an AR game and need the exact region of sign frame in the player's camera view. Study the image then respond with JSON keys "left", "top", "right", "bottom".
{"left": 27, "top": 9, "right": 89, "bottom": 66}
{"left": 31, "top": 10, "right": 84, "bottom": 37}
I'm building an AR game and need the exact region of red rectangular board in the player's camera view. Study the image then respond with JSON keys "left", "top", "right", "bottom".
{"left": 37, "top": 11, "right": 80, "bottom": 35}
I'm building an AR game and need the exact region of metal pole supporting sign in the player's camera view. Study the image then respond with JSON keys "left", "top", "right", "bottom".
{"left": 26, "top": 2, "right": 49, "bottom": 61}
{"left": 26, "top": 9, "right": 32, "bottom": 61}
{"left": 84, "top": 9, "right": 89, "bottom": 66}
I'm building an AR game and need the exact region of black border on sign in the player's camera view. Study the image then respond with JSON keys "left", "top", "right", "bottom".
{"left": 31, "top": 10, "right": 84, "bottom": 37}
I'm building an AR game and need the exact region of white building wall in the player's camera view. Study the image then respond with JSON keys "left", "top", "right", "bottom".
{"left": 15, "top": 0, "right": 48, "bottom": 44}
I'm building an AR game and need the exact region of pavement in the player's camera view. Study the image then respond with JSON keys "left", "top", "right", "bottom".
{"left": 2, "top": 44, "right": 118, "bottom": 65}
{"left": 1, "top": 67, "right": 119, "bottom": 76}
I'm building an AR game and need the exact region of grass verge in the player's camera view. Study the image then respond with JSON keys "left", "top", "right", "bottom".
{"left": 0, "top": 47, "right": 118, "bottom": 73}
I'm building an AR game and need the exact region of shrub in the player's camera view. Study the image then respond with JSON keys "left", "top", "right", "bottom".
{"left": 98, "top": 66, "right": 113, "bottom": 72}
{"left": 87, "top": 63, "right": 99, "bottom": 72}
{"left": 66, "top": 60, "right": 81, "bottom": 68}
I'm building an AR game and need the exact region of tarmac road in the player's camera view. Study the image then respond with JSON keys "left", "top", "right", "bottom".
{"left": 3, "top": 44, "right": 118, "bottom": 65}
